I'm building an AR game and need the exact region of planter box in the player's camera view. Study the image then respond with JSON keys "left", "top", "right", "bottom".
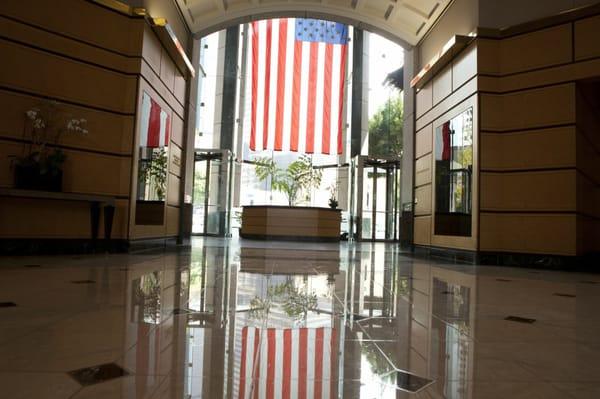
{"left": 14, "top": 164, "right": 63, "bottom": 192}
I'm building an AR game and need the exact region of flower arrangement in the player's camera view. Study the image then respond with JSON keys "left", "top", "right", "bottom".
{"left": 11, "top": 100, "right": 89, "bottom": 191}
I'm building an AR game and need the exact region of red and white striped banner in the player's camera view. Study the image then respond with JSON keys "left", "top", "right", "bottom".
{"left": 249, "top": 18, "right": 348, "bottom": 155}
{"left": 239, "top": 326, "right": 337, "bottom": 399}
{"left": 139, "top": 91, "right": 171, "bottom": 148}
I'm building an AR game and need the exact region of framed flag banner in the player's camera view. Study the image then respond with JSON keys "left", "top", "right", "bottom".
{"left": 249, "top": 18, "right": 349, "bottom": 155}
{"left": 135, "top": 91, "right": 171, "bottom": 225}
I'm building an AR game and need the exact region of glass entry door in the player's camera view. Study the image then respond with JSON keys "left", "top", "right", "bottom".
{"left": 351, "top": 156, "right": 401, "bottom": 241}
{"left": 192, "top": 150, "right": 232, "bottom": 236}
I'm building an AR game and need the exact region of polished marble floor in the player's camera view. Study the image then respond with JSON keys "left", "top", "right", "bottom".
{"left": 1, "top": 238, "right": 599, "bottom": 398}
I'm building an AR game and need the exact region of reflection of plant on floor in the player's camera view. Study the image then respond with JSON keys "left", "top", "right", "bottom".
{"left": 138, "top": 148, "right": 168, "bottom": 200}
{"left": 362, "top": 342, "right": 396, "bottom": 378}
{"left": 254, "top": 155, "right": 322, "bottom": 206}
{"left": 249, "top": 280, "right": 318, "bottom": 326}
{"left": 133, "top": 271, "right": 162, "bottom": 324}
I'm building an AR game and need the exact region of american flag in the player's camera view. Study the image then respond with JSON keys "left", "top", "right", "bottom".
{"left": 238, "top": 327, "right": 337, "bottom": 399}
{"left": 249, "top": 18, "right": 349, "bottom": 155}
{"left": 139, "top": 92, "right": 171, "bottom": 148}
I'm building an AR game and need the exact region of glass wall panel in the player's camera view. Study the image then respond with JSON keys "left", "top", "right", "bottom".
{"left": 434, "top": 108, "right": 473, "bottom": 236}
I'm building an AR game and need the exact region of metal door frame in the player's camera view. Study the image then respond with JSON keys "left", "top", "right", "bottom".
{"left": 352, "top": 155, "right": 401, "bottom": 242}
{"left": 192, "top": 149, "right": 232, "bottom": 237}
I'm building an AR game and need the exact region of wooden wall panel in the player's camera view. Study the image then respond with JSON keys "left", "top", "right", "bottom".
{"left": 160, "top": 49, "right": 177, "bottom": 94}
{"left": 142, "top": 26, "right": 163, "bottom": 76}
{"left": 0, "top": 141, "right": 129, "bottom": 196}
{"left": 416, "top": 82, "right": 433, "bottom": 118}
{"left": 167, "top": 173, "right": 181, "bottom": 207}
{"left": 0, "top": 15, "right": 140, "bottom": 74}
{"left": 414, "top": 216, "right": 432, "bottom": 245}
{"left": 0, "top": 197, "right": 128, "bottom": 239}
{"left": 498, "top": 24, "right": 572, "bottom": 75}
{"left": 140, "top": 60, "right": 185, "bottom": 119}
{"left": 481, "top": 127, "right": 576, "bottom": 170}
{"left": 480, "top": 213, "right": 577, "bottom": 256}
{"left": 576, "top": 131, "right": 600, "bottom": 185}
{"left": 577, "top": 216, "right": 600, "bottom": 255}
{"left": 0, "top": 0, "right": 144, "bottom": 56}
{"left": 452, "top": 44, "right": 477, "bottom": 89}
{"left": 416, "top": 80, "right": 477, "bottom": 132}
{"left": 415, "top": 124, "right": 433, "bottom": 158}
{"left": 414, "top": 185, "right": 432, "bottom": 216}
{"left": 62, "top": 151, "right": 131, "bottom": 196}
{"left": 0, "top": 141, "right": 23, "bottom": 187}
{"left": 0, "top": 40, "right": 137, "bottom": 114}
{"left": 0, "top": 89, "right": 134, "bottom": 156}
{"left": 480, "top": 84, "right": 575, "bottom": 131}
{"left": 174, "top": 72, "right": 186, "bottom": 104}
{"left": 575, "top": 15, "right": 600, "bottom": 61}
{"left": 477, "top": 39, "right": 500, "bottom": 75}
{"left": 480, "top": 170, "right": 577, "bottom": 212}
{"left": 432, "top": 65, "right": 452, "bottom": 106}
{"left": 577, "top": 173, "right": 600, "bottom": 219}
{"left": 169, "top": 144, "right": 182, "bottom": 177}
{"left": 166, "top": 205, "right": 180, "bottom": 236}
{"left": 171, "top": 114, "right": 184, "bottom": 148}
{"left": 415, "top": 154, "right": 432, "bottom": 187}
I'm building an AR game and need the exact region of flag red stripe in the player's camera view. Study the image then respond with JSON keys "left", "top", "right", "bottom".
{"left": 298, "top": 328, "right": 308, "bottom": 399}
{"left": 262, "top": 20, "right": 273, "bottom": 149}
{"left": 314, "top": 327, "right": 324, "bottom": 399}
{"left": 164, "top": 115, "right": 170, "bottom": 146}
{"left": 290, "top": 40, "right": 302, "bottom": 152}
{"left": 147, "top": 99, "right": 161, "bottom": 148}
{"left": 253, "top": 330, "right": 260, "bottom": 399}
{"left": 305, "top": 42, "right": 319, "bottom": 154}
{"left": 337, "top": 45, "right": 347, "bottom": 155}
{"left": 330, "top": 328, "right": 337, "bottom": 398}
{"left": 321, "top": 44, "right": 333, "bottom": 155}
{"left": 267, "top": 329, "right": 276, "bottom": 399}
{"left": 250, "top": 22, "right": 259, "bottom": 151}
{"left": 239, "top": 327, "right": 248, "bottom": 399}
{"left": 274, "top": 19, "right": 287, "bottom": 151}
{"left": 282, "top": 329, "right": 291, "bottom": 399}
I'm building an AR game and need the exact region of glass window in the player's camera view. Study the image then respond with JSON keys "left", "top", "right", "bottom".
{"left": 434, "top": 108, "right": 473, "bottom": 236}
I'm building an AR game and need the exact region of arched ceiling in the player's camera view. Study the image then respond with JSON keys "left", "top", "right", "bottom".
{"left": 174, "top": 0, "right": 453, "bottom": 48}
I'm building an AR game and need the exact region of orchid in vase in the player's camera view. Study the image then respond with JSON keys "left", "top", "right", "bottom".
{"left": 11, "top": 100, "right": 89, "bottom": 191}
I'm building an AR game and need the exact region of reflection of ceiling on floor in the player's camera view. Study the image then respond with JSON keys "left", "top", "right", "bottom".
{"left": 174, "top": 0, "right": 452, "bottom": 47}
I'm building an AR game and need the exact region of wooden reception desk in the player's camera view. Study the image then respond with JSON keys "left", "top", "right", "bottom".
{"left": 240, "top": 205, "right": 341, "bottom": 242}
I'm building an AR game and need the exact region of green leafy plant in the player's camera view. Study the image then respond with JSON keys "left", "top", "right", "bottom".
{"left": 138, "top": 148, "right": 168, "bottom": 200}
{"left": 368, "top": 94, "right": 403, "bottom": 157}
{"left": 249, "top": 280, "right": 318, "bottom": 326}
{"left": 254, "top": 155, "right": 322, "bottom": 206}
